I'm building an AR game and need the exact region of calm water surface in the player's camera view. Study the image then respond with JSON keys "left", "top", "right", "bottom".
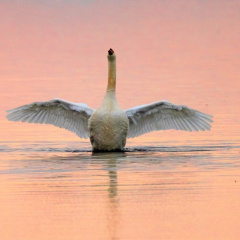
{"left": 0, "top": 140, "right": 240, "bottom": 240}
{"left": 1, "top": 1, "right": 240, "bottom": 239}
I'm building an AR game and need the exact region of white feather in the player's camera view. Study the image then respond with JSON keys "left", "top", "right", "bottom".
{"left": 125, "top": 100, "right": 213, "bottom": 138}
{"left": 6, "top": 98, "right": 95, "bottom": 139}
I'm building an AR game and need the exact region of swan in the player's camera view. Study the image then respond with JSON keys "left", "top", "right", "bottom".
{"left": 6, "top": 48, "right": 213, "bottom": 152}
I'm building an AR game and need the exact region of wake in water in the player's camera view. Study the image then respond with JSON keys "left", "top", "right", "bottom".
{"left": 0, "top": 143, "right": 238, "bottom": 153}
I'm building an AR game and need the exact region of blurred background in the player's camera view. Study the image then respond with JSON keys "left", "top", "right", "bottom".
{"left": 1, "top": 0, "right": 240, "bottom": 144}
{"left": 1, "top": 2, "right": 240, "bottom": 240}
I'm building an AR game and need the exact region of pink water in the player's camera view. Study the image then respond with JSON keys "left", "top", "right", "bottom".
{"left": 1, "top": 1, "right": 240, "bottom": 239}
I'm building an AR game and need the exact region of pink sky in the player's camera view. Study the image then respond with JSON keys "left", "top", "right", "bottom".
{"left": 1, "top": 0, "right": 240, "bottom": 142}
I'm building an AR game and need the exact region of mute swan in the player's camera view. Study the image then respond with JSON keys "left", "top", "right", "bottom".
{"left": 6, "top": 48, "right": 213, "bottom": 152}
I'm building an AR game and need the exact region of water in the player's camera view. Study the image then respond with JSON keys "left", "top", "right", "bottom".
{"left": 1, "top": 141, "right": 240, "bottom": 240}
{"left": 1, "top": 1, "right": 240, "bottom": 239}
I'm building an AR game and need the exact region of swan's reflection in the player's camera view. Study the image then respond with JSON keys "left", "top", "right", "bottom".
{"left": 92, "top": 152, "right": 125, "bottom": 240}
{"left": 16, "top": 148, "right": 210, "bottom": 240}
{"left": 107, "top": 157, "right": 118, "bottom": 199}
{"left": 40, "top": 151, "right": 125, "bottom": 240}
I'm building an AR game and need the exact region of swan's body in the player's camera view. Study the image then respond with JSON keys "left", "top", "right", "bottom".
{"left": 6, "top": 49, "right": 213, "bottom": 152}
{"left": 89, "top": 91, "right": 128, "bottom": 151}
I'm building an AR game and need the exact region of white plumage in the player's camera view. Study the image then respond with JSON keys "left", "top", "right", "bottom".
{"left": 7, "top": 98, "right": 94, "bottom": 139}
{"left": 125, "top": 100, "right": 212, "bottom": 138}
{"left": 6, "top": 48, "right": 213, "bottom": 151}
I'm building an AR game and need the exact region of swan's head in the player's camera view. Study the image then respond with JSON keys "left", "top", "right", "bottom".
{"left": 108, "top": 48, "right": 116, "bottom": 61}
{"left": 108, "top": 48, "right": 114, "bottom": 55}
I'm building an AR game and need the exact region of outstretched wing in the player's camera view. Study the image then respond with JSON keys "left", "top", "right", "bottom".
{"left": 125, "top": 100, "right": 213, "bottom": 138}
{"left": 6, "top": 98, "right": 95, "bottom": 139}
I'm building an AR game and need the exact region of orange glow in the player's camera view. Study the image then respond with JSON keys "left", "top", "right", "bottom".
{"left": 1, "top": 1, "right": 240, "bottom": 239}
{"left": 1, "top": 0, "right": 240, "bottom": 143}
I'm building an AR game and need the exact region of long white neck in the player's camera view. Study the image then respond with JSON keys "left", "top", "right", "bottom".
{"left": 102, "top": 52, "right": 119, "bottom": 108}
{"left": 107, "top": 53, "right": 116, "bottom": 92}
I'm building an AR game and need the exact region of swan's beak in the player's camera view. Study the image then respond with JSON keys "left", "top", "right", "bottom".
{"left": 108, "top": 48, "right": 114, "bottom": 55}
